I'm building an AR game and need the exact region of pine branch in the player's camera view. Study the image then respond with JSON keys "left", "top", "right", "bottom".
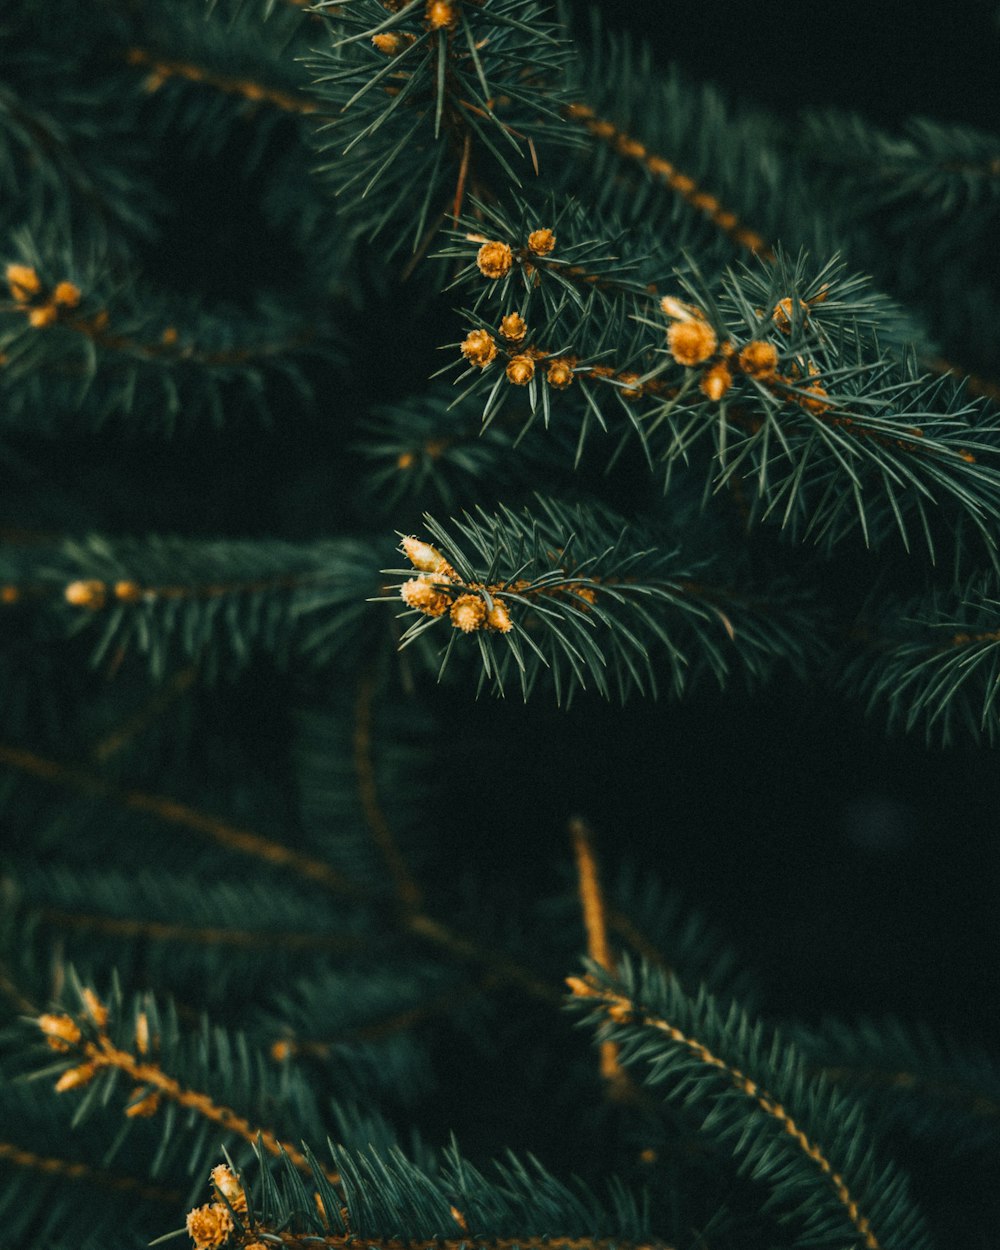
{"left": 387, "top": 496, "right": 817, "bottom": 701}
{"left": 0, "top": 534, "right": 380, "bottom": 678}
{"left": 794, "top": 1016, "right": 1000, "bottom": 1156}
{"left": 568, "top": 961, "right": 934, "bottom": 1250}
{"left": 181, "top": 1140, "right": 674, "bottom": 1250}
{"left": 20, "top": 979, "right": 336, "bottom": 1183}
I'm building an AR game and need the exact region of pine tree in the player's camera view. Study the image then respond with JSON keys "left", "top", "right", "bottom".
{"left": 2, "top": 2, "right": 999, "bottom": 1248}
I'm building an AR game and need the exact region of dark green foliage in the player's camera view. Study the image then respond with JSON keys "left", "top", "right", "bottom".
{"left": 2, "top": 2, "right": 999, "bottom": 1249}
{"left": 570, "top": 958, "right": 934, "bottom": 1250}
{"left": 389, "top": 496, "right": 817, "bottom": 700}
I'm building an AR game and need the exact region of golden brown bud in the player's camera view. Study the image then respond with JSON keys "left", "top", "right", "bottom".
{"left": 460, "top": 328, "right": 498, "bottom": 367}
{"left": 499, "top": 312, "right": 528, "bottom": 342}
{"left": 506, "top": 355, "right": 535, "bottom": 386}
{"left": 667, "top": 319, "right": 718, "bottom": 366}
{"left": 526, "top": 228, "right": 555, "bottom": 256}
{"left": 476, "top": 241, "right": 514, "bottom": 280}
{"left": 450, "top": 594, "right": 487, "bottom": 633}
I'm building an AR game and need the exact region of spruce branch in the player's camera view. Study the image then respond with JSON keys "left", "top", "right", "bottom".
{"left": 387, "top": 497, "right": 816, "bottom": 700}
{"left": 568, "top": 962, "right": 934, "bottom": 1250}
{"left": 22, "top": 981, "right": 338, "bottom": 1183}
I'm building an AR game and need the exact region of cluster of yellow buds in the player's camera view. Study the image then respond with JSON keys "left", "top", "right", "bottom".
{"left": 661, "top": 297, "right": 733, "bottom": 400}
{"left": 474, "top": 226, "right": 557, "bottom": 281}
{"left": 398, "top": 536, "right": 514, "bottom": 635}
{"left": 185, "top": 1165, "right": 254, "bottom": 1249}
{"left": 63, "top": 578, "right": 151, "bottom": 611}
{"left": 460, "top": 314, "right": 576, "bottom": 392}
{"left": 661, "top": 294, "right": 833, "bottom": 411}
{"left": 38, "top": 990, "right": 112, "bottom": 1099}
{"left": 5, "top": 263, "right": 81, "bottom": 329}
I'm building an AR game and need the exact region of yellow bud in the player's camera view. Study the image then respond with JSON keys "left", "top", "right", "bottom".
{"left": 6, "top": 263, "right": 40, "bottom": 301}
{"left": 211, "top": 1164, "right": 248, "bottom": 1213}
{"left": 506, "top": 355, "right": 535, "bottom": 386}
{"left": 486, "top": 600, "right": 513, "bottom": 632}
{"left": 499, "top": 312, "right": 527, "bottom": 342}
{"left": 53, "top": 281, "right": 81, "bottom": 308}
{"left": 400, "top": 536, "right": 449, "bottom": 574}
{"left": 460, "top": 328, "right": 498, "bottom": 367}
{"left": 426, "top": 0, "right": 458, "bottom": 29}
{"left": 186, "top": 1203, "right": 234, "bottom": 1250}
{"left": 65, "top": 579, "right": 106, "bottom": 610}
{"left": 38, "top": 1013, "right": 81, "bottom": 1049}
{"left": 700, "top": 362, "right": 732, "bottom": 401}
{"left": 80, "top": 988, "right": 109, "bottom": 1029}
{"left": 28, "top": 304, "right": 58, "bottom": 328}
{"left": 400, "top": 576, "right": 450, "bottom": 617}
{"left": 476, "top": 241, "right": 513, "bottom": 280}
{"left": 450, "top": 594, "right": 486, "bottom": 633}
{"left": 738, "top": 340, "right": 779, "bottom": 379}
{"left": 527, "top": 228, "right": 555, "bottom": 256}
{"left": 667, "top": 319, "right": 717, "bottom": 366}
{"left": 55, "top": 1063, "right": 97, "bottom": 1093}
{"left": 134, "top": 1012, "right": 150, "bottom": 1054}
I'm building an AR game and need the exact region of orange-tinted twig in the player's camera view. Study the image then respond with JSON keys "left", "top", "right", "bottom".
{"left": 0, "top": 744, "right": 362, "bottom": 899}
{"left": 563, "top": 103, "right": 773, "bottom": 258}
{"left": 126, "top": 48, "right": 319, "bottom": 115}
{"left": 948, "top": 628, "right": 1000, "bottom": 648}
{"left": 569, "top": 818, "right": 631, "bottom": 1099}
{"left": 0, "top": 1141, "right": 181, "bottom": 1205}
{"left": 38, "top": 907, "right": 359, "bottom": 954}
{"left": 568, "top": 979, "right": 881, "bottom": 1250}
{"left": 77, "top": 1033, "right": 336, "bottom": 1181}
{"left": 353, "top": 673, "right": 423, "bottom": 909}
{"left": 0, "top": 744, "right": 557, "bottom": 1005}
{"left": 241, "top": 1229, "right": 671, "bottom": 1250}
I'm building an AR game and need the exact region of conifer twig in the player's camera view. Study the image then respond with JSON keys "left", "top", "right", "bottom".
{"left": 125, "top": 48, "right": 319, "bottom": 115}
{"left": 232, "top": 1229, "right": 672, "bottom": 1250}
{"left": 0, "top": 744, "right": 362, "bottom": 898}
{"left": 36, "top": 998, "right": 339, "bottom": 1184}
{"left": 568, "top": 979, "right": 882, "bottom": 1250}
{"left": 562, "top": 103, "right": 773, "bottom": 258}
{"left": 0, "top": 744, "right": 558, "bottom": 1004}
{"left": 0, "top": 1141, "right": 181, "bottom": 1205}
{"left": 36, "top": 907, "right": 359, "bottom": 954}
{"left": 353, "top": 672, "right": 423, "bottom": 909}
{"left": 568, "top": 818, "right": 634, "bottom": 1101}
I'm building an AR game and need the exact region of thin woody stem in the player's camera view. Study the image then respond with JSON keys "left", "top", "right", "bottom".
{"left": 37, "top": 907, "right": 360, "bottom": 954}
{"left": 353, "top": 672, "right": 423, "bottom": 909}
{"left": 125, "top": 48, "right": 319, "bottom": 115}
{"left": 562, "top": 103, "right": 773, "bottom": 259}
{"left": 0, "top": 1141, "right": 180, "bottom": 1204}
{"left": 568, "top": 980, "right": 882, "bottom": 1250}
{"left": 0, "top": 744, "right": 558, "bottom": 1005}
{"left": 247, "top": 1230, "right": 672, "bottom": 1250}
{"left": 0, "top": 744, "right": 362, "bottom": 899}
{"left": 80, "top": 1033, "right": 338, "bottom": 1183}
{"left": 568, "top": 818, "right": 632, "bottom": 1099}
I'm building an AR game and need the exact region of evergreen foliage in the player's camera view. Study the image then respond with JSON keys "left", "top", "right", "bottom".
{"left": 1, "top": 2, "right": 998, "bottom": 1248}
